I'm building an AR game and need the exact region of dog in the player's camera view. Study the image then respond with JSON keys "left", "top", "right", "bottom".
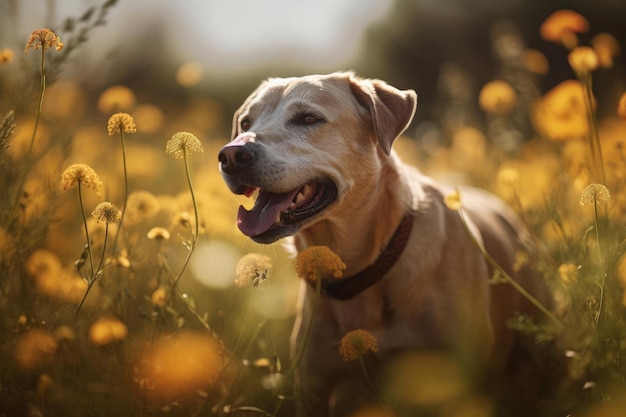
{"left": 218, "top": 72, "right": 553, "bottom": 416}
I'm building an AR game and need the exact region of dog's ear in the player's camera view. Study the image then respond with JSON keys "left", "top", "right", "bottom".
{"left": 349, "top": 75, "right": 417, "bottom": 155}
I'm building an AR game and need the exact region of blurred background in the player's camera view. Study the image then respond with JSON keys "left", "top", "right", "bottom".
{"left": 3, "top": 0, "right": 626, "bottom": 126}
{"left": 2, "top": 0, "right": 626, "bottom": 416}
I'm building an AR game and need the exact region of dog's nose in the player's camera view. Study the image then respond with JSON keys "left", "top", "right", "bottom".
{"left": 218, "top": 144, "right": 254, "bottom": 174}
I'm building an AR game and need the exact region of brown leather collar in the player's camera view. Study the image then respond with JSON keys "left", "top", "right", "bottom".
{"left": 312, "top": 212, "right": 414, "bottom": 300}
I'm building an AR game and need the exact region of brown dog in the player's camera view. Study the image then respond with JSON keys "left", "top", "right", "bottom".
{"left": 218, "top": 72, "right": 552, "bottom": 416}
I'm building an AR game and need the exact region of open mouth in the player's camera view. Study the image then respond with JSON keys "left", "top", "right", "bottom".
{"left": 236, "top": 179, "right": 337, "bottom": 240}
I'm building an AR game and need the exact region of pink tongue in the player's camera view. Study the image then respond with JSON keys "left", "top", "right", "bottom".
{"left": 237, "top": 189, "right": 300, "bottom": 236}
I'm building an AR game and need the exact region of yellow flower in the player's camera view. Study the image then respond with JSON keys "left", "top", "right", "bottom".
{"left": 592, "top": 33, "right": 621, "bottom": 68}
{"left": 14, "top": 330, "right": 58, "bottom": 370}
{"left": 61, "top": 163, "right": 103, "bottom": 197}
{"left": 522, "top": 48, "right": 549, "bottom": 75}
{"left": 176, "top": 62, "right": 204, "bottom": 87}
{"left": 539, "top": 9, "right": 589, "bottom": 49}
{"left": 113, "top": 250, "right": 131, "bottom": 268}
{"left": 558, "top": 263, "right": 578, "bottom": 285}
{"left": 531, "top": 80, "right": 592, "bottom": 141}
{"left": 444, "top": 190, "right": 462, "bottom": 211}
{"left": 339, "top": 329, "right": 379, "bottom": 361}
{"left": 478, "top": 80, "right": 517, "bottom": 114}
{"left": 0, "top": 48, "right": 14, "bottom": 64}
{"left": 568, "top": 46, "right": 599, "bottom": 75}
{"left": 125, "top": 190, "right": 160, "bottom": 226}
{"left": 147, "top": 227, "right": 170, "bottom": 240}
{"left": 151, "top": 287, "right": 167, "bottom": 307}
{"left": 166, "top": 131, "right": 204, "bottom": 159}
{"left": 580, "top": 183, "right": 610, "bottom": 206}
{"left": 235, "top": 253, "right": 272, "bottom": 287}
{"left": 92, "top": 202, "right": 121, "bottom": 224}
{"left": 24, "top": 28, "right": 63, "bottom": 52}
{"left": 497, "top": 167, "right": 520, "bottom": 188}
{"left": 295, "top": 246, "right": 346, "bottom": 281}
{"left": 617, "top": 92, "right": 626, "bottom": 121}
{"left": 107, "top": 112, "right": 137, "bottom": 136}
{"left": 97, "top": 85, "right": 136, "bottom": 114}
{"left": 89, "top": 317, "right": 128, "bottom": 346}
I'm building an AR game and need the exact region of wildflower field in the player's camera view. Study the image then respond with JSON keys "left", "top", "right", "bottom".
{"left": 1, "top": 3, "right": 626, "bottom": 417}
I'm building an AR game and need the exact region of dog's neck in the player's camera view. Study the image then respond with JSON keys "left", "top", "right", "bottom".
{"left": 294, "top": 153, "right": 412, "bottom": 278}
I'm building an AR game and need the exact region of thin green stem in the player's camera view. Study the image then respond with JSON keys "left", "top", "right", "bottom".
{"left": 457, "top": 206, "right": 563, "bottom": 328}
{"left": 170, "top": 148, "right": 200, "bottom": 297}
{"left": 272, "top": 275, "right": 322, "bottom": 416}
{"left": 592, "top": 199, "right": 607, "bottom": 329}
{"left": 77, "top": 182, "right": 95, "bottom": 278}
{"left": 76, "top": 224, "right": 109, "bottom": 316}
{"left": 11, "top": 46, "right": 47, "bottom": 220}
{"left": 580, "top": 73, "right": 606, "bottom": 184}
{"left": 112, "top": 128, "right": 129, "bottom": 255}
{"left": 184, "top": 149, "right": 200, "bottom": 247}
{"left": 357, "top": 354, "right": 377, "bottom": 395}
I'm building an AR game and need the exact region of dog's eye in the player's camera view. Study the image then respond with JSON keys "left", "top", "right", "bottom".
{"left": 291, "top": 113, "right": 324, "bottom": 126}
{"left": 240, "top": 118, "right": 251, "bottom": 132}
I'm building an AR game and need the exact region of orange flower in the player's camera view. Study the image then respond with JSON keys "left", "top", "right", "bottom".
{"left": 531, "top": 80, "right": 593, "bottom": 141}
{"left": 339, "top": 329, "right": 379, "bottom": 361}
{"left": 522, "top": 48, "right": 549, "bottom": 75}
{"left": 478, "top": 80, "right": 517, "bottom": 114}
{"left": 592, "top": 33, "right": 621, "bottom": 68}
{"left": 295, "top": 246, "right": 345, "bottom": 282}
{"left": 61, "top": 163, "right": 103, "bottom": 197}
{"left": 0, "top": 48, "right": 14, "bottom": 64}
{"left": 97, "top": 85, "right": 136, "bottom": 114}
{"left": 137, "top": 332, "right": 223, "bottom": 404}
{"left": 24, "top": 28, "right": 63, "bottom": 52}
{"left": 568, "top": 46, "right": 599, "bottom": 75}
{"left": 89, "top": 317, "right": 128, "bottom": 346}
{"left": 107, "top": 112, "right": 136, "bottom": 136}
{"left": 540, "top": 9, "right": 589, "bottom": 49}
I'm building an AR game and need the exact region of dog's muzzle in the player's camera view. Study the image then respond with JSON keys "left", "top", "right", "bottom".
{"left": 218, "top": 133, "right": 338, "bottom": 243}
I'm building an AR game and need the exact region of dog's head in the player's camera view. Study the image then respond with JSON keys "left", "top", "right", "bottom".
{"left": 218, "top": 71, "right": 417, "bottom": 243}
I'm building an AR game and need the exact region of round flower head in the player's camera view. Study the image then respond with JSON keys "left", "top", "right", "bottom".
{"left": 540, "top": 9, "right": 589, "bottom": 49}
{"left": 147, "top": 227, "right": 170, "bottom": 240}
{"left": 339, "top": 329, "right": 379, "bottom": 361}
{"left": 61, "top": 164, "right": 103, "bottom": 197}
{"left": 295, "top": 246, "right": 346, "bottom": 282}
{"left": 558, "top": 263, "right": 578, "bottom": 285}
{"left": 568, "top": 46, "right": 599, "bottom": 75}
{"left": 89, "top": 317, "right": 128, "bottom": 346}
{"left": 580, "top": 183, "right": 610, "bottom": 206}
{"left": 166, "top": 131, "right": 204, "bottom": 159}
{"left": 92, "top": 202, "right": 121, "bottom": 224}
{"left": 107, "top": 112, "right": 136, "bottom": 136}
{"left": 478, "top": 80, "right": 517, "bottom": 114}
{"left": 235, "top": 253, "right": 272, "bottom": 288}
{"left": 592, "top": 33, "right": 621, "bottom": 69}
{"left": 444, "top": 190, "right": 462, "bottom": 211}
{"left": 24, "top": 28, "right": 64, "bottom": 53}
{"left": 0, "top": 48, "right": 14, "bottom": 64}
{"left": 97, "top": 85, "right": 136, "bottom": 114}
{"left": 522, "top": 48, "right": 549, "bottom": 75}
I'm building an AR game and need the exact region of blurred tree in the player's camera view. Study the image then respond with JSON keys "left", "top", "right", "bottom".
{"left": 352, "top": 0, "right": 626, "bottom": 126}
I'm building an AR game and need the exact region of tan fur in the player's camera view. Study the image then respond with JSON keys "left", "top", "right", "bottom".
{"left": 220, "top": 72, "right": 551, "bottom": 416}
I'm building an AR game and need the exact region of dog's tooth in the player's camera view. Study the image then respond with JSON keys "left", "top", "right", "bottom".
{"left": 294, "top": 191, "right": 305, "bottom": 204}
{"left": 275, "top": 212, "right": 281, "bottom": 224}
